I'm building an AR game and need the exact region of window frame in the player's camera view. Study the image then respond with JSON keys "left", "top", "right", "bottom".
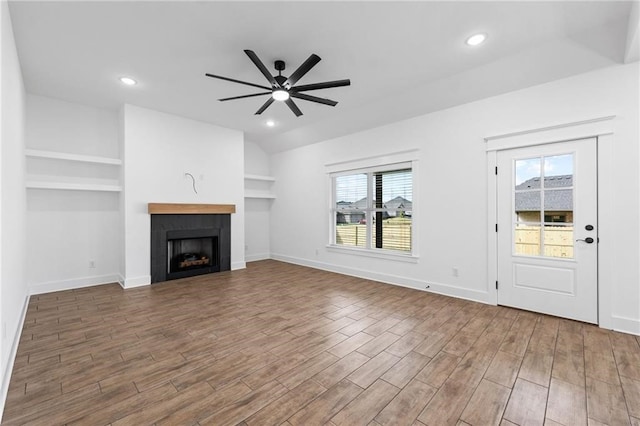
{"left": 328, "top": 158, "right": 418, "bottom": 262}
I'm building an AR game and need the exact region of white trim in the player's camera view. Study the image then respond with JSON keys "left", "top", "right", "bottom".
{"left": 245, "top": 253, "right": 271, "bottom": 262}
{"left": 610, "top": 315, "right": 640, "bottom": 336}
{"left": 271, "top": 253, "right": 491, "bottom": 304}
{"left": 122, "top": 275, "right": 150, "bottom": 288}
{"left": 29, "top": 274, "right": 121, "bottom": 295}
{"left": 325, "top": 149, "right": 419, "bottom": 174}
{"left": 487, "top": 150, "right": 498, "bottom": 305}
{"left": 0, "top": 295, "right": 29, "bottom": 418}
{"left": 231, "top": 261, "right": 246, "bottom": 271}
{"left": 329, "top": 161, "right": 413, "bottom": 178}
{"left": 326, "top": 245, "right": 418, "bottom": 263}
{"left": 484, "top": 116, "right": 615, "bottom": 152}
{"left": 597, "top": 133, "right": 615, "bottom": 331}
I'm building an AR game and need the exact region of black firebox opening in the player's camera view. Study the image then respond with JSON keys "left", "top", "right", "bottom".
{"left": 164, "top": 229, "right": 220, "bottom": 281}
{"left": 168, "top": 235, "right": 219, "bottom": 273}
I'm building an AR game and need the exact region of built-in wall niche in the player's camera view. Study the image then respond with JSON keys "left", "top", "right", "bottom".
{"left": 25, "top": 149, "right": 122, "bottom": 192}
{"left": 244, "top": 174, "right": 275, "bottom": 199}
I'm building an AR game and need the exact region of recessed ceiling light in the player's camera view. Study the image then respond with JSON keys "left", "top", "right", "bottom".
{"left": 119, "top": 76, "right": 137, "bottom": 86}
{"left": 266, "top": 120, "right": 275, "bottom": 127}
{"left": 466, "top": 33, "right": 487, "bottom": 46}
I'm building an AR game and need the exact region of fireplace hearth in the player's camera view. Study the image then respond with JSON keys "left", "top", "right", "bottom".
{"left": 150, "top": 213, "right": 230, "bottom": 283}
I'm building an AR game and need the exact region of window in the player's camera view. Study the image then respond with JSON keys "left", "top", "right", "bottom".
{"left": 331, "top": 163, "right": 413, "bottom": 255}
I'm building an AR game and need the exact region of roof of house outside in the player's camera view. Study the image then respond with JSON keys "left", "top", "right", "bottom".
{"left": 337, "top": 196, "right": 412, "bottom": 210}
{"left": 515, "top": 175, "right": 573, "bottom": 211}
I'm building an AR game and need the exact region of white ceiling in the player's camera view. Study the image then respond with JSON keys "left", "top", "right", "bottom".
{"left": 8, "top": 1, "right": 638, "bottom": 153}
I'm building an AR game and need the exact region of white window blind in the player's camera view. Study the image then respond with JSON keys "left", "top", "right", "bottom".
{"left": 332, "top": 165, "right": 413, "bottom": 254}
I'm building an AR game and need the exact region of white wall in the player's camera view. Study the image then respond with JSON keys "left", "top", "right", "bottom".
{"left": 0, "top": 0, "right": 28, "bottom": 413}
{"left": 270, "top": 62, "right": 640, "bottom": 335}
{"left": 244, "top": 141, "right": 272, "bottom": 262}
{"left": 121, "top": 104, "right": 245, "bottom": 287}
{"left": 25, "top": 95, "right": 121, "bottom": 293}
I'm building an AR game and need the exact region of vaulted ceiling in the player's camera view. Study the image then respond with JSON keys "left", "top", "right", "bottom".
{"left": 8, "top": 1, "right": 639, "bottom": 153}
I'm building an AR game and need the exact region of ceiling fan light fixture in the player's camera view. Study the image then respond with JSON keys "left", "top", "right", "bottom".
{"left": 272, "top": 89, "right": 290, "bottom": 101}
{"left": 466, "top": 33, "right": 487, "bottom": 46}
{"left": 266, "top": 120, "right": 275, "bottom": 127}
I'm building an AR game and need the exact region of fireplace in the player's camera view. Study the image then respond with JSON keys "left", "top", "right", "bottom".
{"left": 150, "top": 212, "right": 231, "bottom": 283}
{"left": 167, "top": 229, "right": 219, "bottom": 280}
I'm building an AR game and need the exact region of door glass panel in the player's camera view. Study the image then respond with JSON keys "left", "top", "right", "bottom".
{"left": 515, "top": 158, "right": 541, "bottom": 187}
{"left": 543, "top": 154, "right": 573, "bottom": 180}
{"left": 544, "top": 189, "right": 572, "bottom": 211}
{"left": 515, "top": 191, "right": 541, "bottom": 222}
{"left": 513, "top": 154, "right": 574, "bottom": 259}
{"left": 543, "top": 225, "right": 573, "bottom": 258}
{"left": 514, "top": 157, "right": 542, "bottom": 256}
{"left": 543, "top": 154, "right": 574, "bottom": 259}
{"left": 514, "top": 224, "right": 541, "bottom": 256}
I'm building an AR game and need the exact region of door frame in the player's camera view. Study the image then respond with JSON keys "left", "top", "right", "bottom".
{"left": 485, "top": 115, "right": 615, "bottom": 328}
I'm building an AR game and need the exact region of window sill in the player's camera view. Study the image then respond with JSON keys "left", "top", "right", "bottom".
{"left": 326, "top": 245, "right": 419, "bottom": 263}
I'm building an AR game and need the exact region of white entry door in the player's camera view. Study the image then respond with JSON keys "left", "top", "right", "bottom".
{"left": 497, "top": 138, "right": 598, "bottom": 323}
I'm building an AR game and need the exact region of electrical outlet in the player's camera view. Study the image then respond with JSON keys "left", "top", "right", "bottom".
{"left": 452, "top": 267, "right": 459, "bottom": 277}
{"left": 315, "top": 248, "right": 319, "bottom": 256}
{"left": 89, "top": 260, "right": 96, "bottom": 268}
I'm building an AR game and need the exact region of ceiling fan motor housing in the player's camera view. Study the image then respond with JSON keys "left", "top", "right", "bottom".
{"left": 274, "top": 60, "right": 286, "bottom": 72}
{"left": 274, "top": 75, "right": 287, "bottom": 88}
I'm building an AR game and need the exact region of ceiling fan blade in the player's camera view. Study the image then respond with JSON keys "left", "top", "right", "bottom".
{"left": 205, "top": 73, "right": 271, "bottom": 91}
{"left": 244, "top": 50, "right": 279, "bottom": 88}
{"left": 285, "top": 98, "right": 303, "bottom": 117}
{"left": 219, "top": 92, "right": 271, "bottom": 102}
{"left": 255, "top": 97, "right": 275, "bottom": 115}
{"left": 290, "top": 92, "right": 338, "bottom": 107}
{"left": 293, "top": 79, "right": 351, "bottom": 92}
{"left": 283, "top": 54, "right": 321, "bottom": 89}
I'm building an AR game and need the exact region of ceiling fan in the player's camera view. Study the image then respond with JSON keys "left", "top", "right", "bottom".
{"left": 205, "top": 50, "right": 350, "bottom": 117}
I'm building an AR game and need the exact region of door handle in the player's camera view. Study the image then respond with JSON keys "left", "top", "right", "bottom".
{"left": 576, "top": 237, "right": 595, "bottom": 244}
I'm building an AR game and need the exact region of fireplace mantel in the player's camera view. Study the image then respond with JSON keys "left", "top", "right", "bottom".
{"left": 148, "top": 203, "right": 236, "bottom": 214}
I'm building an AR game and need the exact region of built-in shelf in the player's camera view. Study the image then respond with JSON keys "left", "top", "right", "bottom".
{"left": 244, "top": 174, "right": 275, "bottom": 199}
{"left": 26, "top": 181, "right": 122, "bottom": 192}
{"left": 244, "top": 174, "right": 275, "bottom": 182}
{"left": 26, "top": 149, "right": 122, "bottom": 166}
{"left": 25, "top": 148, "right": 122, "bottom": 193}
{"left": 244, "top": 191, "right": 276, "bottom": 199}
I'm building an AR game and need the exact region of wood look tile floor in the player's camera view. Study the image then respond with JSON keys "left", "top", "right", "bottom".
{"left": 3, "top": 260, "right": 640, "bottom": 425}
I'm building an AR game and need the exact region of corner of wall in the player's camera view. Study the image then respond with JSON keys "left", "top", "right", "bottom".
{"left": 0, "top": 0, "right": 29, "bottom": 417}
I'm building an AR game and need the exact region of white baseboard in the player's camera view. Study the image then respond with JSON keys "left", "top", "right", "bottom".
{"left": 245, "top": 252, "right": 271, "bottom": 262}
{"left": 270, "top": 253, "right": 491, "bottom": 305}
{"left": 30, "top": 274, "right": 121, "bottom": 295}
{"left": 0, "top": 294, "right": 29, "bottom": 418}
{"left": 231, "top": 261, "right": 247, "bottom": 271}
{"left": 121, "top": 275, "right": 151, "bottom": 289}
{"left": 610, "top": 315, "right": 640, "bottom": 336}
